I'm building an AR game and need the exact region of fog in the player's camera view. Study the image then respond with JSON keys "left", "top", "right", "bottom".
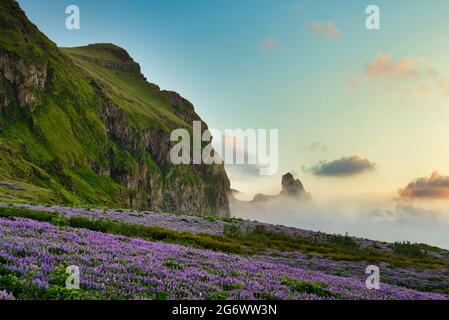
{"left": 230, "top": 197, "right": 449, "bottom": 249}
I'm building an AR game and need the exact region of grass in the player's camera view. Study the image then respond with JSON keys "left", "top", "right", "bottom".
{"left": 0, "top": 173, "right": 64, "bottom": 205}
{"left": 60, "top": 45, "right": 188, "bottom": 131}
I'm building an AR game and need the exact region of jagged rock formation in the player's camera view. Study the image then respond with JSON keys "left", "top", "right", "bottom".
{"left": 251, "top": 173, "right": 311, "bottom": 202}
{"left": 280, "top": 173, "right": 306, "bottom": 197}
{"left": 0, "top": 0, "right": 230, "bottom": 216}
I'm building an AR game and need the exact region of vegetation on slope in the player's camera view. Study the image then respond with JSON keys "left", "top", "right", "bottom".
{"left": 1, "top": 206, "right": 448, "bottom": 271}
{"left": 0, "top": 0, "right": 230, "bottom": 215}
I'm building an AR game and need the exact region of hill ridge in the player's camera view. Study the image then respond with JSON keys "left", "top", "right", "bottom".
{"left": 0, "top": 0, "right": 230, "bottom": 216}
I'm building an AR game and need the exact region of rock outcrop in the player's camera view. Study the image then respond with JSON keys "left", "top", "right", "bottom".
{"left": 0, "top": 54, "right": 48, "bottom": 110}
{"left": 251, "top": 173, "right": 311, "bottom": 202}
{"left": 280, "top": 173, "right": 306, "bottom": 197}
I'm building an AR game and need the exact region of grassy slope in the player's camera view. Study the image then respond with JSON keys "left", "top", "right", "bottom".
{"left": 0, "top": 1, "right": 114, "bottom": 205}
{"left": 60, "top": 44, "right": 188, "bottom": 131}
{"left": 0, "top": 1, "right": 214, "bottom": 210}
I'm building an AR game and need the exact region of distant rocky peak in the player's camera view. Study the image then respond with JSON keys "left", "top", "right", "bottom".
{"left": 250, "top": 173, "right": 311, "bottom": 202}
{"left": 281, "top": 173, "right": 306, "bottom": 197}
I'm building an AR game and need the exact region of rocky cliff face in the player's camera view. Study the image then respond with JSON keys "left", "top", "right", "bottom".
{"left": 0, "top": 54, "right": 48, "bottom": 111}
{"left": 96, "top": 90, "right": 230, "bottom": 216}
{"left": 0, "top": 0, "right": 230, "bottom": 216}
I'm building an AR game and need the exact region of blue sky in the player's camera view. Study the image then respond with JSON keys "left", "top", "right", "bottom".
{"left": 18, "top": 0, "right": 449, "bottom": 201}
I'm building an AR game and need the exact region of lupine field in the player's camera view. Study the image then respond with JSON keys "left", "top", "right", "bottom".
{"left": 0, "top": 203, "right": 449, "bottom": 300}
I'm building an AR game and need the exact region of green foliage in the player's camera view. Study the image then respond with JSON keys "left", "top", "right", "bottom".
{"left": 153, "top": 291, "right": 169, "bottom": 300}
{"left": 281, "top": 277, "right": 337, "bottom": 298}
{"left": 392, "top": 242, "right": 429, "bottom": 259}
{"left": 163, "top": 259, "right": 184, "bottom": 270}
{"left": 0, "top": 274, "right": 25, "bottom": 297}
{"left": 0, "top": 270, "right": 48, "bottom": 300}
{"left": 327, "top": 233, "right": 359, "bottom": 249}
{"left": 427, "top": 276, "right": 444, "bottom": 283}
{"left": 222, "top": 282, "right": 243, "bottom": 291}
{"left": 223, "top": 224, "right": 241, "bottom": 238}
{"left": 0, "top": 270, "right": 91, "bottom": 300}
{"left": 48, "top": 264, "right": 69, "bottom": 287}
{"left": 44, "top": 286, "right": 86, "bottom": 300}
{"left": 206, "top": 291, "right": 228, "bottom": 300}
{"left": 0, "top": 206, "right": 58, "bottom": 222}
{"left": 51, "top": 215, "right": 69, "bottom": 227}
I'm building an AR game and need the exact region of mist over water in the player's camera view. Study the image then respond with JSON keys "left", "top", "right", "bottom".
{"left": 230, "top": 197, "right": 449, "bottom": 249}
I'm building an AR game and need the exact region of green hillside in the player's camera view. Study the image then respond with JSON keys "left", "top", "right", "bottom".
{"left": 0, "top": 0, "right": 230, "bottom": 216}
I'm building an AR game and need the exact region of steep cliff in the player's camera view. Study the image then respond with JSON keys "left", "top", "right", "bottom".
{"left": 0, "top": 0, "right": 230, "bottom": 216}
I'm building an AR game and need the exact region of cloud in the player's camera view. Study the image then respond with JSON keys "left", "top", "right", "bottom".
{"left": 366, "top": 55, "right": 420, "bottom": 79}
{"left": 291, "top": 0, "right": 310, "bottom": 13}
{"left": 308, "top": 21, "right": 340, "bottom": 39}
{"left": 303, "top": 142, "right": 327, "bottom": 153}
{"left": 399, "top": 172, "right": 449, "bottom": 199}
{"left": 231, "top": 198, "right": 449, "bottom": 249}
{"left": 304, "top": 155, "right": 376, "bottom": 177}
{"left": 260, "top": 36, "right": 278, "bottom": 49}
{"left": 225, "top": 163, "right": 262, "bottom": 179}
{"left": 344, "top": 76, "right": 360, "bottom": 87}
{"left": 369, "top": 203, "right": 438, "bottom": 221}
{"left": 347, "top": 54, "right": 449, "bottom": 98}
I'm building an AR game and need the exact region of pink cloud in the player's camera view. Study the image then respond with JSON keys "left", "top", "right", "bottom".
{"left": 400, "top": 172, "right": 449, "bottom": 200}
{"left": 344, "top": 76, "right": 360, "bottom": 87}
{"left": 309, "top": 21, "right": 340, "bottom": 39}
{"left": 366, "top": 55, "right": 419, "bottom": 79}
{"left": 347, "top": 54, "right": 449, "bottom": 98}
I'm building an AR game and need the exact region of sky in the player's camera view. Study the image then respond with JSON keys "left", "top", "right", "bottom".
{"left": 17, "top": 0, "right": 449, "bottom": 209}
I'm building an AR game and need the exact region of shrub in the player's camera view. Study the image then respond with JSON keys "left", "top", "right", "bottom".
{"left": 51, "top": 216, "right": 69, "bottom": 227}
{"left": 327, "top": 234, "right": 359, "bottom": 249}
{"left": 223, "top": 225, "right": 241, "bottom": 238}
{"left": 48, "top": 264, "right": 69, "bottom": 287}
{"left": 206, "top": 291, "right": 228, "bottom": 300}
{"left": 0, "top": 274, "right": 25, "bottom": 297}
{"left": 44, "top": 286, "right": 86, "bottom": 300}
{"left": 281, "top": 277, "right": 337, "bottom": 298}
{"left": 392, "top": 242, "right": 428, "bottom": 259}
{"left": 163, "top": 259, "right": 183, "bottom": 270}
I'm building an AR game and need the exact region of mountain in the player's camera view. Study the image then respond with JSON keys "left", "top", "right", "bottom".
{"left": 280, "top": 173, "right": 307, "bottom": 197}
{"left": 0, "top": 0, "right": 230, "bottom": 216}
{"left": 252, "top": 173, "right": 311, "bottom": 202}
